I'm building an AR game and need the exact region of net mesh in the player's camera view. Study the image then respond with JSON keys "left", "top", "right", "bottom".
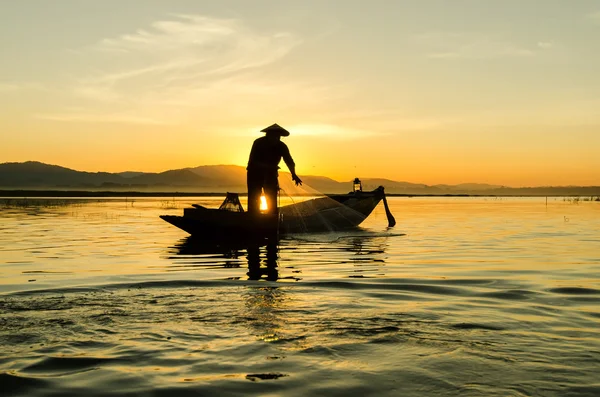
{"left": 277, "top": 176, "right": 377, "bottom": 233}
{"left": 219, "top": 192, "right": 245, "bottom": 212}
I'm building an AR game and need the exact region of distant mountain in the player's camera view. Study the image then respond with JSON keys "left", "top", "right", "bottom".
{"left": 434, "top": 183, "right": 503, "bottom": 191}
{"left": 359, "top": 178, "right": 429, "bottom": 193}
{"left": 187, "top": 165, "right": 247, "bottom": 187}
{"left": 0, "top": 161, "right": 124, "bottom": 188}
{"left": 0, "top": 162, "right": 222, "bottom": 191}
{"left": 127, "top": 169, "right": 211, "bottom": 187}
{"left": 1, "top": 161, "right": 599, "bottom": 195}
{"left": 278, "top": 172, "right": 347, "bottom": 193}
{"left": 117, "top": 171, "right": 145, "bottom": 178}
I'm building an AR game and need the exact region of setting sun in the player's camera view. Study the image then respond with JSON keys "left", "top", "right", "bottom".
{"left": 260, "top": 195, "right": 268, "bottom": 212}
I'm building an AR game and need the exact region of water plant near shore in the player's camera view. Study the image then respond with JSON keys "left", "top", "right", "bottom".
{"left": 1, "top": 198, "right": 89, "bottom": 208}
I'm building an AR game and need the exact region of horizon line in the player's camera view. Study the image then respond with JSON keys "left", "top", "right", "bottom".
{"left": 2, "top": 160, "right": 600, "bottom": 189}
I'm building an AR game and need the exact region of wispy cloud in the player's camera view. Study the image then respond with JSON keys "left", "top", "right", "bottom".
{"left": 416, "top": 32, "right": 549, "bottom": 59}
{"left": 275, "top": 123, "right": 388, "bottom": 139}
{"left": 36, "top": 110, "right": 170, "bottom": 125}
{"left": 89, "top": 15, "right": 299, "bottom": 83}
{"left": 0, "top": 83, "right": 20, "bottom": 92}
{"left": 0, "top": 81, "right": 44, "bottom": 92}
{"left": 537, "top": 41, "right": 553, "bottom": 49}
{"left": 40, "top": 14, "right": 302, "bottom": 124}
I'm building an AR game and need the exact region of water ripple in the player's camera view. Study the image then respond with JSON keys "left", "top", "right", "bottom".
{"left": 1, "top": 197, "right": 599, "bottom": 396}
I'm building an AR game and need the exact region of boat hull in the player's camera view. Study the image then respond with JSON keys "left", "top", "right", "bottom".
{"left": 160, "top": 187, "right": 386, "bottom": 236}
{"left": 160, "top": 211, "right": 278, "bottom": 239}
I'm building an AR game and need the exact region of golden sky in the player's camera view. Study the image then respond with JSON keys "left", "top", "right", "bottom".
{"left": 1, "top": 1, "right": 599, "bottom": 186}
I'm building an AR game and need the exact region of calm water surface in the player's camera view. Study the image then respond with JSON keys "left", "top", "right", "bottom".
{"left": 1, "top": 196, "right": 599, "bottom": 396}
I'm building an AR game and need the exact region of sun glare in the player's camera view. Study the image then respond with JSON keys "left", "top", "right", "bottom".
{"left": 260, "top": 195, "right": 268, "bottom": 211}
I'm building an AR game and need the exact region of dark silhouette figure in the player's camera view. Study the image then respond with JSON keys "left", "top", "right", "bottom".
{"left": 247, "top": 123, "right": 302, "bottom": 214}
{"left": 246, "top": 240, "right": 279, "bottom": 281}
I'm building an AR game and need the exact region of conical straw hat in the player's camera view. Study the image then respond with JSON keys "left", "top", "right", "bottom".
{"left": 260, "top": 123, "right": 290, "bottom": 136}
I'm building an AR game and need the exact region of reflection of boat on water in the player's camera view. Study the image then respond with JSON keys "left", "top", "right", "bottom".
{"left": 160, "top": 182, "right": 396, "bottom": 238}
{"left": 169, "top": 231, "right": 393, "bottom": 281}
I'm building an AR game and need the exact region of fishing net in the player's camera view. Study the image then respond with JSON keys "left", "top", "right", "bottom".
{"left": 276, "top": 175, "right": 382, "bottom": 233}
{"left": 219, "top": 192, "right": 244, "bottom": 212}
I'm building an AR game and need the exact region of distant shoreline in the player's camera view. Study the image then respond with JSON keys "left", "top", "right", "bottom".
{"left": 3, "top": 162, "right": 599, "bottom": 197}
{"left": 0, "top": 190, "right": 598, "bottom": 198}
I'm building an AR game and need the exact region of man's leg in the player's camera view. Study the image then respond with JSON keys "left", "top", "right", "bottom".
{"left": 247, "top": 171, "right": 263, "bottom": 214}
{"left": 263, "top": 173, "right": 279, "bottom": 215}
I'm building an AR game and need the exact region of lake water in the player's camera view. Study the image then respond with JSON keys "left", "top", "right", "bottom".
{"left": 1, "top": 196, "right": 599, "bottom": 396}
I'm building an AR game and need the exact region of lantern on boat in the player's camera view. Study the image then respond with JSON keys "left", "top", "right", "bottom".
{"left": 353, "top": 177, "right": 362, "bottom": 192}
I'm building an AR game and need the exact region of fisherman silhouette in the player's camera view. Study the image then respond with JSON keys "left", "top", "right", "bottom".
{"left": 246, "top": 123, "right": 302, "bottom": 214}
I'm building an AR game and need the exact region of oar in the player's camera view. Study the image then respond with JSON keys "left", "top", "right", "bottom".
{"left": 382, "top": 193, "right": 396, "bottom": 227}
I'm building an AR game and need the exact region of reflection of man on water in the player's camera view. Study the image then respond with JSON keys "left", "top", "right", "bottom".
{"left": 247, "top": 124, "right": 302, "bottom": 214}
{"left": 247, "top": 242, "right": 279, "bottom": 281}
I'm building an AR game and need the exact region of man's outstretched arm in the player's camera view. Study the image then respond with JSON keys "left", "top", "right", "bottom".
{"left": 289, "top": 165, "right": 303, "bottom": 186}
{"left": 282, "top": 146, "right": 302, "bottom": 186}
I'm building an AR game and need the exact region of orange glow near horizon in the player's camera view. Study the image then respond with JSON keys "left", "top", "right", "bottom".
{"left": 2, "top": 129, "right": 598, "bottom": 187}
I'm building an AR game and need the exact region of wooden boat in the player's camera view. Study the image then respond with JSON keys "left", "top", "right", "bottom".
{"left": 160, "top": 185, "right": 395, "bottom": 238}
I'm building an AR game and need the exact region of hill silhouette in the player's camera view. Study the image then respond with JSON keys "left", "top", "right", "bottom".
{"left": 0, "top": 161, "right": 599, "bottom": 196}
